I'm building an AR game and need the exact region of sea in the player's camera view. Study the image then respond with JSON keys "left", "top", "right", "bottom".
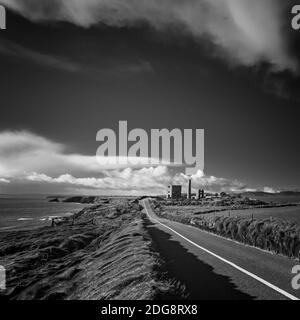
{"left": 0, "top": 195, "right": 89, "bottom": 232}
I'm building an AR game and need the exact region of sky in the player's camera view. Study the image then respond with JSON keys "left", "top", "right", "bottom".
{"left": 0, "top": 0, "right": 300, "bottom": 195}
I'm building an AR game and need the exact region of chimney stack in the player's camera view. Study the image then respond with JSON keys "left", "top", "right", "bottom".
{"left": 187, "top": 178, "right": 192, "bottom": 199}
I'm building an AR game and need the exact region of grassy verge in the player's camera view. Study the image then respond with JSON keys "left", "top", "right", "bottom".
{"left": 0, "top": 199, "right": 184, "bottom": 300}
{"left": 151, "top": 200, "right": 300, "bottom": 260}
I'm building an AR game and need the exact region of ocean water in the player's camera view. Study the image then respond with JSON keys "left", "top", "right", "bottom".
{"left": 0, "top": 196, "right": 89, "bottom": 231}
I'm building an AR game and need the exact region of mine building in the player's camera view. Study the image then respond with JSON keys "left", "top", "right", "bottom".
{"left": 167, "top": 185, "right": 182, "bottom": 199}
{"left": 197, "top": 189, "right": 205, "bottom": 199}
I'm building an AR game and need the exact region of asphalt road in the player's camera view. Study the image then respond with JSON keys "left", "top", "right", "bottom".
{"left": 142, "top": 199, "right": 300, "bottom": 300}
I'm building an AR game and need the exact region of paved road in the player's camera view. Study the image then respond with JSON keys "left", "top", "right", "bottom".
{"left": 142, "top": 199, "right": 300, "bottom": 300}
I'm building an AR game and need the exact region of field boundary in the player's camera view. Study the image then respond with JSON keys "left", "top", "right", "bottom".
{"left": 150, "top": 200, "right": 300, "bottom": 261}
{"left": 143, "top": 199, "right": 299, "bottom": 301}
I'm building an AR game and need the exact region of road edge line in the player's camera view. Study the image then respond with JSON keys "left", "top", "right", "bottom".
{"left": 143, "top": 200, "right": 299, "bottom": 301}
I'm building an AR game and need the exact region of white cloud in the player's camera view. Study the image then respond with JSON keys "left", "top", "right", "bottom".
{"left": 0, "top": 130, "right": 97, "bottom": 178}
{"left": 2, "top": 0, "right": 296, "bottom": 71}
{"left": 263, "top": 186, "right": 278, "bottom": 194}
{"left": 20, "top": 167, "right": 248, "bottom": 194}
{"left": 24, "top": 166, "right": 171, "bottom": 193}
{"left": 173, "top": 170, "right": 250, "bottom": 193}
{"left": 20, "top": 167, "right": 272, "bottom": 195}
{"left": 0, "top": 130, "right": 276, "bottom": 194}
{"left": 0, "top": 130, "right": 169, "bottom": 179}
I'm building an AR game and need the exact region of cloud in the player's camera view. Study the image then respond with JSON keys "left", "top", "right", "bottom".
{"left": 114, "top": 60, "right": 154, "bottom": 76}
{"left": 263, "top": 186, "right": 278, "bottom": 194}
{"left": 0, "top": 130, "right": 275, "bottom": 194}
{"left": 93, "top": 60, "right": 155, "bottom": 78}
{"left": 20, "top": 167, "right": 266, "bottom": 195}
{"left": 0, "top": 130, "right": 92, "bottom": 178}
{"left": 0, "top": 38, "right": 154, "bottom": 76}
{"left": 0, "top": 39, "right": 82, "bottom": 72}
{"left": 0, "top": 130, "right": 168, "bottom": 179}
{"left": 23, "top": 166, "right": 171, "bottom": 193}
{"left": 174, "top": 170, "right": 251, "bottom": 193}
{"left": 2, "top": 0, "right": 297, "bottom": 71}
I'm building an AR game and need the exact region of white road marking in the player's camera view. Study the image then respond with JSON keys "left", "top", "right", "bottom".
{"left": 143, "top": 200, "right": 299, "bottom": 301}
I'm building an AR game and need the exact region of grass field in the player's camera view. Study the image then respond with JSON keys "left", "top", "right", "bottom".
{"left": 198, "top": 206, "right": 300, "bottom": 225}
{"left": 161, "top": 204, "right": 300, "bottom": 225}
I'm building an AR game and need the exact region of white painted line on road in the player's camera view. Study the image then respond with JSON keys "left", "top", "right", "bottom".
{"left": 143, "top": 200, "right": 299, "bottom": 301}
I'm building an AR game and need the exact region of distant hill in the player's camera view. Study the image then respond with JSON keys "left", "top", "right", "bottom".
{"left": 241, "top": 191, "right": 271, "bottom": 197}
{"left": 238, "top": 191, "right": 300, "bottom": 204}
{"left": 278, "top": 191, "right": 300, "bottom": 196}
{"left": 241, "top": 191, "right": 300, "bottom": 197}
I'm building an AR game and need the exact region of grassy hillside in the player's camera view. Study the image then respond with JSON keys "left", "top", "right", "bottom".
{"left": 0, "top": 199, "right": 183, "bottom": 300}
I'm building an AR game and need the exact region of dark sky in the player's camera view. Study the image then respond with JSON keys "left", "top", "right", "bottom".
{"left": 0, "top": 4, "right": 300, "bottom": 194}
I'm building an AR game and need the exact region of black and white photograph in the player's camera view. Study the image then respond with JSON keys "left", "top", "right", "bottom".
{"left": 1, "top": 0, "right": 300, "bottom": 308}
